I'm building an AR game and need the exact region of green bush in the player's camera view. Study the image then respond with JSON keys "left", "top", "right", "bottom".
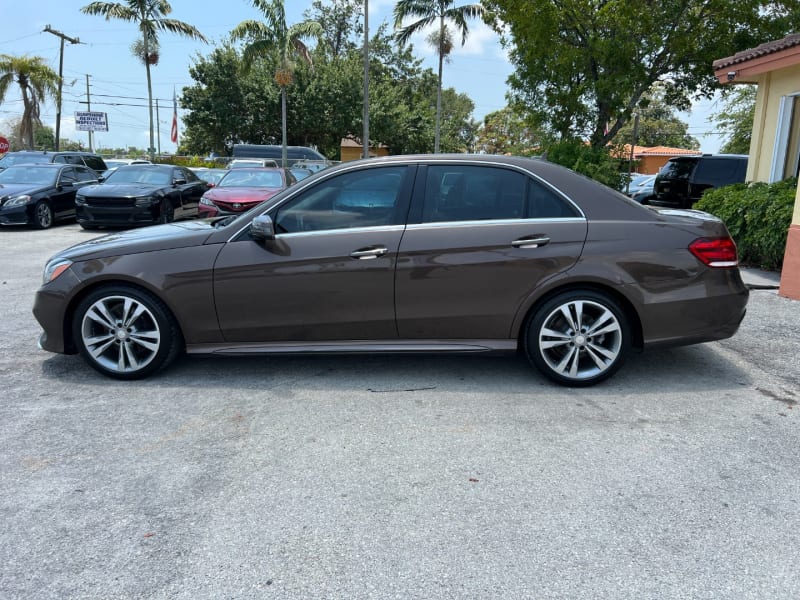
{"left": 695, "top": 178, "right": 797, "bottom": 270}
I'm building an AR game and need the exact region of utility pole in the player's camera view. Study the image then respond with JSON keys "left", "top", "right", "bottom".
{"left": 362, "top": 0, "right": 370, "bottom": 159}
{"left": 43, "top": 25, "right": 81, "bottom": 152}
{"left": 155, "top": 99, "right": 161, "bottom": 156}
{"left": 85, "top": 74, "right": 93, "bottom": 152}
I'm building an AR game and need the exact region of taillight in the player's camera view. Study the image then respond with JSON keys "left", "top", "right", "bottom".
{"left": 689, "top": 237, "right": 738, "bottom": 267}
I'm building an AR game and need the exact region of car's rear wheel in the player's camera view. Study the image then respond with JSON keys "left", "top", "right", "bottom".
{"left": 159, "top": 199, "right": 174, "bottom": 224}
{"left": 32, "top": 201, "right": 54, "bottom": 229}
{"left": 525, "top": 290, "right": 630, "bottom": 386}
{"left": 72, "top": 285, "right": 183, "bottom": 380}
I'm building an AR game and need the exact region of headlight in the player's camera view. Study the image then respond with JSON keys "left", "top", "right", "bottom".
{"left": 134, "top": 196, "right": 156, "bottom": 206}
{"left": 43, "top": 258, "right": 73, "bottom": 284}
{"left": 200, "top": 197, "right": 215, "bottom": 206}
{"left": 75, "top": 194, "right": 86, "bottom": 205}
{"left": 5, "top": 194, "right": 32, "bottom": 207}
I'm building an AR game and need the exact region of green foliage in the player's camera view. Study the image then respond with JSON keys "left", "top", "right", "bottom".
{"left": 180, "top": 9, "right": 476, "bottom": 158}
{"left": 615, "top": 85, "right": 699, "bottom": 149}
{"left": 713, "top": 85, "right": 756, "bottom": 154}
{"left": 0, "top": 54, "right": 60, "bottom": 149}
{"left": 543, "top": 139, "right": 627, "bottom": 190}
{"left": 483, "top": 0, "right": 800, "bottom": 149}
{"left": 475, "top": 107, "right": 551, "bottom": 155}
{"left": 695, "top": 178, "right": 797, "bottom": 270}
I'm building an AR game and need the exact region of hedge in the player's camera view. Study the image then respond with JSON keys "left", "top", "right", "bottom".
{"left": 695, "top": 177, "right": 796, "bottom": 270}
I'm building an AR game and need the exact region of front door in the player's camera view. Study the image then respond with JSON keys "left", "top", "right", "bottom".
{"left": 212, "top": 165, "right": 413, "bottom": 342}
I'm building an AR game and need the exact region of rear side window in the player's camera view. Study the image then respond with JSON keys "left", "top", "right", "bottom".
{"left": 421, "top": 165, "right": 578, "bottom": 222}
{"left": 659, "top": 158, "right": 697, "bottom": 180}
{"left": 693, "top": 158, "right": 745, "bottom": 186}
{"left": 82, "top": 156, "right": 107, "bottom": 172}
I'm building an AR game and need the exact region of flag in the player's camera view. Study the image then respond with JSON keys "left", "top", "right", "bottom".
{"left": 170, "top": 88, "right": 178, "bottom": 144}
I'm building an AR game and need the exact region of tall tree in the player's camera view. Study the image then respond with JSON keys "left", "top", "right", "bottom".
{"left": 0, "top": 55, "right": 59, "bottom": 150}
{"left": 80, "top": 0, "right": 207, "bottom": 159}
{"left": 231, "top": 0, "right": 323, "bottom": 167}
{"left": 484, "top": 0, "right": 800, "bottom": 149}
{"left": 615, "top": 85, "right": 699, "bottom": 150}
{"left": 712, "top": 85, "right": 756, "bottom": 155}
{"left": 394, "top": 0, "right": 484, "bottom": 153}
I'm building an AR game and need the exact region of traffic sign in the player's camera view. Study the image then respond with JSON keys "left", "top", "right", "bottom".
{"left": 0, "top": 136, "right": 9, "bottom": 153}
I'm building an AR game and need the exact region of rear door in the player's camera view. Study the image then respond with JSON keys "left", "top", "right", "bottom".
{"left": 395, "top": 163, "right": 588, "bottom": 340}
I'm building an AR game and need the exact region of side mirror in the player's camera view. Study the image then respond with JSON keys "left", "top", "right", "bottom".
{"left": 57, "top": 181, "right": 74, "bottom": 190}
{"left": 173, "top": 178, "right": 187, "bottom": 186}
{"left": 251, "top": 214, "right": 276, "bottom": 242}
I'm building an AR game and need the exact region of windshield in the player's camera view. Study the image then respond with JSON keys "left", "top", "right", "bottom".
{"left": 219, "top": 169, "right": 283, "bottom": 188}
{"left": 0, "top": 166, "right": 57, "bottom": 186}
{"left": 104, "top": 166, "right": 171, "bottom": 185}
{"left": 0, "top": 153, "right": 50, "bottom": 168}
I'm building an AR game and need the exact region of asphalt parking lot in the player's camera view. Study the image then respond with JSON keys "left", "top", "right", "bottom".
{"left": 2, "top": 223, "right": 799, "bottom": 599}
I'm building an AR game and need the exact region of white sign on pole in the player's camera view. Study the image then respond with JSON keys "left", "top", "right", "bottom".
{"left": 74, "top": 111, "right": 109, "bottom": 132}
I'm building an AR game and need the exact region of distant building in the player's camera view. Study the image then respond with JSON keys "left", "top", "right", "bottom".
{"left": 713, "top": 33, "right": 800, "bottom": 300}
{"left": 616, "top": 145, "right": 703, "bottom": 175}
{"left": 340, "top": 137, "right": 390, "bottom": 162}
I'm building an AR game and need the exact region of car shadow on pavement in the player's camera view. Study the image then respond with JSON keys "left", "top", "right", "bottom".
{"left": 39, "top": 343, "right": 749, "bottom": 395}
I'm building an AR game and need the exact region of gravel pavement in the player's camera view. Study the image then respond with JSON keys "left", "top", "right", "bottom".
{"left": 1, "top": 223, "right": 799, "bottom": 600}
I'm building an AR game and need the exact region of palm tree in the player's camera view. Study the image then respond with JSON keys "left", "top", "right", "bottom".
{"left": 0, "top": 55, "right": 60, "bottom": 150}
{"left": 231, "top": 0, "right": 322, "bottom": 168}
{"left": 81, "top": 0, "right": 207, "bottom": 159}
{"left": 394, "top": 0, "right": 483, "bottom": 153}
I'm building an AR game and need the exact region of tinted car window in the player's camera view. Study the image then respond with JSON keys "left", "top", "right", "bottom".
{"left": 659, "top": 158, "right": 697, "bottom": 180}
{"left": 58, "top": 167, "right": 78, "bottom": 183}
{"left": 421, "top": 165, "right": 577, "bottom": 222}
{"left": 275, "top": 166, "right": 406, "bottom": 233}
{"left": 693, "top": 158, "right": 743, "bottom": 186}
{"left": 74, "top": 166, "right": 98, "bottom": 182}
{"left": 82, "top": 155, "right": 107, "bottom": 172}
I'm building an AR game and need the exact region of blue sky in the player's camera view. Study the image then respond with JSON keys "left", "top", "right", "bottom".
{"left": 1, "top": 0, "right": 722, "bottom": 154}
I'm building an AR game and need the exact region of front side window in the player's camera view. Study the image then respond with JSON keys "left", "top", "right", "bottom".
{"left": 274, "top": 166, "right": 406, "bottom": 233}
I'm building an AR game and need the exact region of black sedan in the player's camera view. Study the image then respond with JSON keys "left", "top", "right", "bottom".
{"left": 75, "top": 164, "right": 207, "bottom": 229}
{"left": 0, "top": 164, "right": 99, "bottom": 229}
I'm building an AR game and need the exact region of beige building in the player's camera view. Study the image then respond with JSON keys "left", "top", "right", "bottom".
{"left": 713, "top": 33, "right": 800, "bottom": 300}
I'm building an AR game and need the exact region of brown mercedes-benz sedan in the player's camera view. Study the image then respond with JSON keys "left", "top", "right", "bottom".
{"left": 33, "top": 155, "right": 748, "bottom": 386}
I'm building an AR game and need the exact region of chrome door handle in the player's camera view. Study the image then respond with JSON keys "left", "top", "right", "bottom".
{"left": 512, "top": 236, "right": 550, "bottom": 249}
{"left": 350, "top": 246, "right": 388, "bottom": 259}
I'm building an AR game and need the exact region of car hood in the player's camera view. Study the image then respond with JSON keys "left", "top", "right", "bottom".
{"left": 205, "top": 187, "right": 282, "bottom": 202}
{"left": 80, "top": 183, "right": 165, "bottom": 196}
{"left": 50, "top": 220, "right": 219, "bottom": 262}
{"left": 0, "top": 182, "right": 49, "bottom": 198}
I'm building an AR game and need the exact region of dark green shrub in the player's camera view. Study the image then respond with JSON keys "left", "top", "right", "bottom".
{"left": 695, "top": 177, "right": 796, "bottom": 270}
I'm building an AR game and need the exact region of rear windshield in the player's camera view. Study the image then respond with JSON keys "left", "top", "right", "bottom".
{"left": 659, "top": 158, "right": 697, "bottom": 180}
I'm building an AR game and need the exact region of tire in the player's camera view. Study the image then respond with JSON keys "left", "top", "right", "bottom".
{"left": 159, "top": 199, "right": 174, "bottom": 224}
{"left": 524, "top": 290, "right": 630, "bottom": 386}
{"left": 32, "top": 201, "right": 54, "bottom": 229}
{"left": 72, "top": 285, "right": 183, "bottom": 380}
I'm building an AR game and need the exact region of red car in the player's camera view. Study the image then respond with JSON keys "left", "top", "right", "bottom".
{"left": 198, "top": 167, "right": 295, "bottom": 217}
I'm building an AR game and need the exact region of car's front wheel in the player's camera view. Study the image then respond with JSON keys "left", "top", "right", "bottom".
{"left": 32, "top": 200, "right": 54, "bottom": 229}
{"left": 525, "top": 290, "right": 630, "bottom": 386}
{"left": 72, "top": 285, "right": 183, "bottom": 380}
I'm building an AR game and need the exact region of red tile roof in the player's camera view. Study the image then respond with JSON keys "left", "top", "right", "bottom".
{"left": 713, "top": 33, "right": 800, "bottom": 70}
